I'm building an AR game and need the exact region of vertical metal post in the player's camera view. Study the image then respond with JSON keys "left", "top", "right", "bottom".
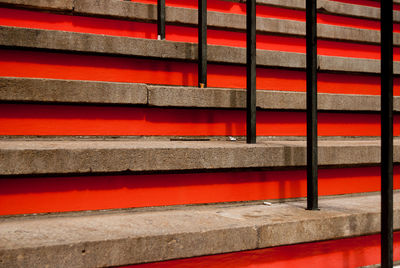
{"left": 306, "top": 0, "right": 318, "bottom": 210}
{"left": 246, "top": 0, "right": 256, "bottom": 144}
{"left": 157, "top": 0, "right": 165, "bottom": 40}
{"left": 198, "top": 0, "right": 207, "bottom": 88}
{"left": 381, "top": 0, "right": 393, "bottom": 266}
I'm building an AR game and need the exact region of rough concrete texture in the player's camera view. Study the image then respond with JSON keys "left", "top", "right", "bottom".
{"left": 148, "top": 85, "right": 400, "bottom": 112}
{"left": 2, "top": 78, "right": 399, "bottom": 111}
{"left": 318, "top": 55, "right": 381, "bottom": 73}
{"left": 2, "top": 26, "right": 398, "bottom": 74}
{"left": 0, "top": 139, "right": 399, "bottom": 176}
{"left": 0, "top": 0, "right": 73, "bottom": 10}
{"left": 0, "top": 77, "right": 147, "bottom": 104}
{"left": 74, "top": 0, "right": 158, "bottom": 21}
{"left": 0, "top": 26, "right": 197, "bottom": 61}
{"left": 237, "top": 0, "right": 400, "bottom": 22}
{"left": 74, "top": 0, "right": 400, "bottom": 44}
{"left": 2, "top": 0, "right": 398, "bottom": 22}
{"left": 0, "top": 193, "right": 398, "bottom": 267}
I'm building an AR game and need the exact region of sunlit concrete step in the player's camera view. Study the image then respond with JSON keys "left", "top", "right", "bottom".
{"left": 0, "top": 139, "right": 399, "bottom": 176}
{"left": 2, "top": 77, "right": 400, "bottom": 111}
{"left": 1, "top": 26, "right": 399, "bottom": 74}
{"left": 2, "top": 0, "right": 400, "bottom": 44}
{"left": 3, "top": 0, "right": 400, "bottom": 22}
{"left": 0, "top": 192, "right": 399, "bottom": 267}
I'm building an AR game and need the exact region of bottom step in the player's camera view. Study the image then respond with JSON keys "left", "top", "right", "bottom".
{"left": 0, "top": 192, "right": 399, "bottom": 267}
{"left": 130, "top": 232, "right": 400, "bottom": 268}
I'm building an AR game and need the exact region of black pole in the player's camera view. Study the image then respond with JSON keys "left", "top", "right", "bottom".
{"left": 381, "top": 0, "right": 393, "bottom": 266}
{"left": 306, "top": 0, "right": 318, "bottom": 210}
{"left": 157, "top": 0, "right": 165, "bottom": 40}
{"left": 198, "top": 0, "right": 207, "bottom": 88}
{"left": 246, "top": 0, "right": 256, "bottom": 144}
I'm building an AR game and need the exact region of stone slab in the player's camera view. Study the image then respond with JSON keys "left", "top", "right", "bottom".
{"left": 0, "top": 77, "right": 147, "bottom": 104}
{"left": 2, "top": 78, "right": 399, "bottom": 112}
{"left": 1, "top": 26, "right": 397, "bottom": 74}
{"left": 0, "top": 0, "right": 73, "bottom": 11}
{"left": 0, "top": 139, "right": 399, "bottom": 176}
{"left": 2, "top": 0, "right": 398, "bottom": 22}
{"left": 148, "top": 85, "right": 400, "bottom": 112}
{"left": 232, "top": 0, "right": 400, "bottom": 22}
{"left": 0, "top": 193, "right": 398, "bottom": 267}
{"left": 74, "top": 0, "right": 400, "bottom": 45}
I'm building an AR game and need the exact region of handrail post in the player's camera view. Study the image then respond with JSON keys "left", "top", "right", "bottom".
{"left": 381, "top": 0, "right": 393, "bottom": 267}
{"left": 246, "top": 0, "right": 256, "bottom": 144}
{"left": 198, "top": 0, "right": 207, "bottom": 88}
{"left": 306, "top": 0, "right": 318, "bottom": 210}
{"left": 157, "top": 0, "right": 165, "bottom": 40}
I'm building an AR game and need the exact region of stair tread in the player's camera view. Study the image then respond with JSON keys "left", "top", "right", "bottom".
{"left": 3, "top": 0, "right": 400, "bottom": 29}
{"left": 1, "top": 26, "right": 399, "bottom": 74}
{"left": 2, "top": 77, "right": 399, "bottom": 111}
{"left": 0, "top": 192, "right": 398, "bottom": 267}
{"left": 0, "top": 139, "right": 399, "bottom": 175}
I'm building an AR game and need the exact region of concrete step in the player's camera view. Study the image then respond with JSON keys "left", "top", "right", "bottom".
{"left": 74, "top": 0, "right": 397, "bottom": 45}
{"left": 227, "top": 0, "right": 400, "bottom": 19}
{"left": 2, "top": 77, "right": 399, "bottom": 111}
{"left": 1, "top": 26, "right": 399, "bottom": 75}
{"left": 0, "top": 0, "right": 400, "bottom": 44}
{"left": 2, "top": 1, "right": 400, "bottom": 47}
{"left": 0, "top": 0, "right": 73, "bottom": 11}
{"left": 0, "top": 139, "right": 399, "bottom": 176}
{"left": 0, "top": 0, "right": 400, "bottom": 21}
{"left": 0, "top": 192, "right": 398, "bottom": 267}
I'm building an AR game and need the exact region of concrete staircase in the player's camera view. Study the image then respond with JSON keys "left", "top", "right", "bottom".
{"left": 0, "top": 0, "right": 399, "bottom": 267}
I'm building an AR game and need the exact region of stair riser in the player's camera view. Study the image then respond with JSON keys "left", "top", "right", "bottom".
{"left": 2, "top": 49, "right": 400, "bottom": 95}
{"left": 1, "top": 104, "right": 399, "bottom": 136}
{"left": 1, "top": 166, "right": 399, "bottom": 215}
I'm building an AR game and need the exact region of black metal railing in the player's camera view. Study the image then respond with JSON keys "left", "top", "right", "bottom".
{"left": 306, "top": 0, "right": 318, "bottom": 211}
{"left": 157, "top": 0, "right": 165, "bottom": 40}
{"left": 381, "top": 0, "right": 394, "bottom": 267}
{"left": 198, "top": 0, "right": 207, "bottom": 88}
{"left": 247, "top": 0, "right": 256, "bottom": 144}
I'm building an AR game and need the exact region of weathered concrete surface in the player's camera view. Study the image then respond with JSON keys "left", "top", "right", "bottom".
{"left": 319, "top": 55, "right": 381, "bottom": 73}
{"left": 0, "top": 139, "right": 399, "bottom": 175}
{"left": 74, "top": 0, "right": 400, "bottom": 44}
{"left": 2, "top": 78, "right": 399, "bottom": 111}
{"left": 1, "top": 26, "right": 398, "bottom": 74}
{"left": 0, "top": 77, "right": 147, "bottom": 104}
{"left": 0, "top": 0, "right": 73, "bottom": 11}
{"left": 2, "top": 0, "right": 398, "bottom": 22}
{"left": 229, "top": 0, "right": 400, "bottom": 17}
{"left": 0, "top": 192, "right": 398, "bottom": 267}
{"left": 148, "top": 85, "right": 400, "bottom": 112}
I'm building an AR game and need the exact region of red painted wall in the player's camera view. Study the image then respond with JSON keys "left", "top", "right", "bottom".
{"left": 127, "top": 232, "right": 400, "bottom": 268}
{"left": 1, "top": 166, "right": 399, "bottom": 215}
{"left": 1, "top": 104, "right": 399, "bottom": 136}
